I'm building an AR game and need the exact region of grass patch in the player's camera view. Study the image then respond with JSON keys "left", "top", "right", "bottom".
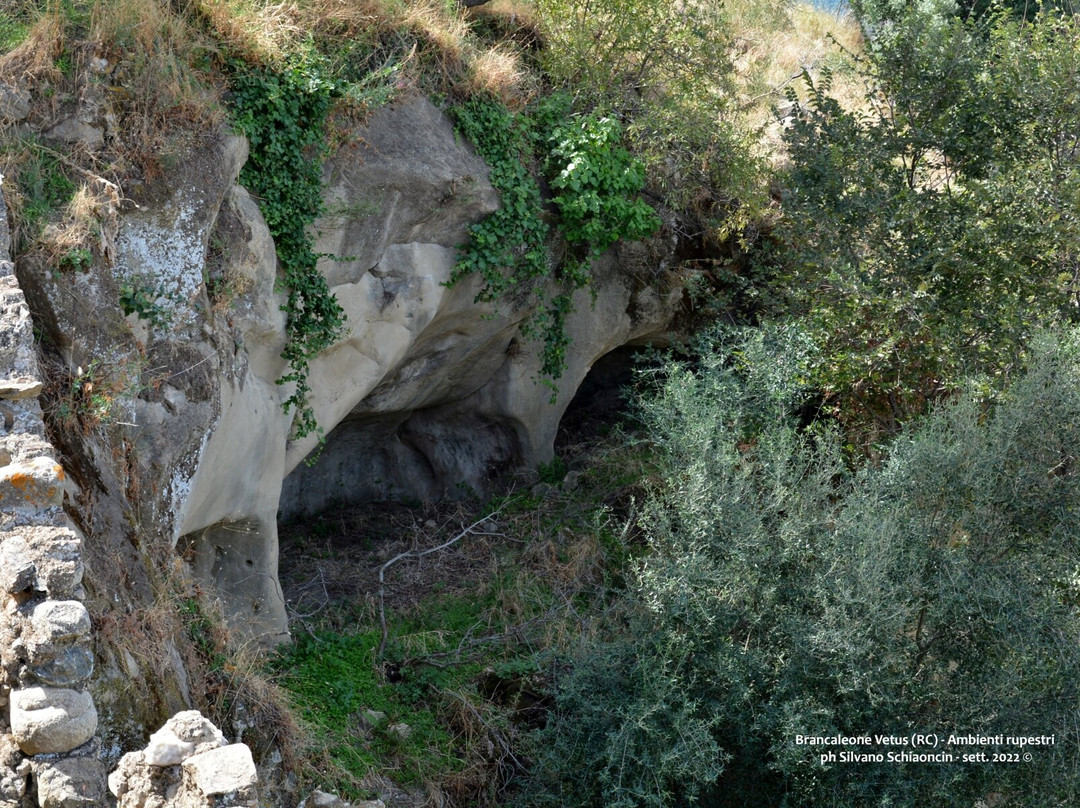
{"left": 269, "top": 627, "right": 463, "bottom": 797}
{"left": 269, "top": 590, "right": 539, "bottom": 801}
{"left": 0, "top": 11, "right": 31, "bottom": 52}
{"left": 271, "top": 436, "right": 663, "bottom": 802}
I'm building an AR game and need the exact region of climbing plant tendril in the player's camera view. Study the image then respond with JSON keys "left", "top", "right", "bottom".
{"left": 230, "top": 61, "right": 346, "bottom": 440}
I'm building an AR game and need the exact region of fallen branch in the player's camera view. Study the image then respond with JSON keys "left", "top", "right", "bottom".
{"left": 377, "top": 504, "right": 506, "bottom": 657}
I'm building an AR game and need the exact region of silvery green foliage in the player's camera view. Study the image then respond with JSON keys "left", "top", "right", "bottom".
{"left": 527, "top": 327, "right": 1080, "bottom": 808}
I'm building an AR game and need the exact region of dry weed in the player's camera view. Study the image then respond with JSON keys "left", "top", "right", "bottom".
{"left": 0, "top": 10, "right": 64, "bottom": 87}
{"left": 462, "top": 41, "right": 533, "bottom": 108}
{"left": 195, "top": 0, "right": 536, "bottom": 107}
{"left": 192, "top": 0, "right": 307, "bottom": 64}
{"left": 733, "top": 2, "right": 864, "bottom": 157}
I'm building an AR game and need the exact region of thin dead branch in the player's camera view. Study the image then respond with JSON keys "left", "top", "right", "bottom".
{"left": 377, "top": 504, "right": 507, "bottom": 657}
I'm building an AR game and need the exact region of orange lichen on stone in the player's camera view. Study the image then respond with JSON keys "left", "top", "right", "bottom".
{"left": 0, "top": 459, "right": 65, "bottom": 508}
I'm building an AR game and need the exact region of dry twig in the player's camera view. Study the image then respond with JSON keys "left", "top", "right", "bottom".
{"left": 377, "top": 504, "right": 507, "bottom": 657}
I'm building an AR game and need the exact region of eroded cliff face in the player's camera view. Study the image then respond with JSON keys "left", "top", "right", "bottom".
{"left": 6, "top": 92, "right": 682, "bottom": 787}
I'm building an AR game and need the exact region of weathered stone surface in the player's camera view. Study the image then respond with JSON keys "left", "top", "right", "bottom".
{"left": 8, "top": 687, "right": 96, "bottom": 755}
{"left": 108, "top": 713, "right": 255, "bottom": 807}
{"left": 0, "top": 733, "right": 28, "bottom": 802}
{"left": 0, "top": 379, "right": 41, "bottom": 400}
{"left": 108, "top": 750, "right": 184, "bottom": 807}
{"left": 358, "top": 708, "right": 387, "bottom": 731}
{"left": 306, "top": 790, "right": 347, "bottom": 808}
{"left": 114, "top": 134, "right": 249, "bottom": 323}
{"left": 143, "top": 726, "right": 194, "bottom": 767}
{"left": 33, "top": 757, "right": 106, "bottom": 808}
{"left": 387, "top": 722, "right": 412, "bottom": 741}
{"left": 29, "top": 601, "right": 91, "bottom": 643}
{"left": 0, "top": 84, "right": 30, "bottom": 123}
{"left": 27, "top": 645, "right": 95, "bottom": 688}
{"left": 181, "top": 744, "right": 257, "bottom": 796}
{"left": 0, "top": 537, "right": 35, "bottom": 595}
{"left": 144, "top": 711, "right": 225, "bottom": 766}
{"left": 0, "top": 528, "right": 83, "bottom": 598}
{"left": 44, "top": 119, "right": 104, "bottom": 149}
{"left": 314, "top": 94, "right": 500, "bottom": 285}
{"left": 0, "top": 457, "right": 64, "bottom": 511}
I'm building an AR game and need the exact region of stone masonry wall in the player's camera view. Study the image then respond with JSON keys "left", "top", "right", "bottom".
{"left": 0, "top": 182, "right": 105, "bottom": 805}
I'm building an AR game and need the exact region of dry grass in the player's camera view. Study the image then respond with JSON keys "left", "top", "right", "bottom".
{"left": 0, "top": 9, "right": 65, "bottom": 86}
{"left": 194, "top": 0, "right": 536, "bottom": 104}
{"left": 0, "top": 1, "right": 222, "bottom": 183}
{"left": 97, "top": 548, "right": 307, "bottom": 763}
{"left": 39, "top": 172, "right": 118, "bottom": 258}
{"left": 731, "top": 2, "right": 865, "bottom": 157}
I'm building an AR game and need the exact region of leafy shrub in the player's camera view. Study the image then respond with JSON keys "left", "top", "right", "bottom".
{"left": 119, "top": 278, "right": 172, "bottom": 327}
{"left": 526, "top": 326, "right": 1080, "bottom": 808}
{"left": 451, "top": 96, "right": 659, "bottom": 388}
{"left": 771, "top": 9, "right": 1080, "bottom": 440}
{"left": 545, "top": 114, "right": 661, "bottom": 261}
{"left": 534, "top": 0, "right": 765, "bottom": 232}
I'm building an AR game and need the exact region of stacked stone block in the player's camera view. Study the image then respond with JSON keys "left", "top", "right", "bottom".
{"left": 0, "top": 185, "right": 104, "bottom": 806}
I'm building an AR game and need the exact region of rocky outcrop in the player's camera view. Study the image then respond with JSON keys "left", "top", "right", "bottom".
{"left": 0, "top": 183, "right": 103, "bottom": 808}
{"left": 8, "top": 90, "right": 681, "bottom": 751}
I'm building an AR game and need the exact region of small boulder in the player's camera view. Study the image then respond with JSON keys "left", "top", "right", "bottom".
{"left": 0, "top": 458, "right": 65, "bottom": 510}
{"left": 30, "top": 600, "right": 91, "bottom": 643}
{"left": 181, "top": 743, "right": 257, "bottom": 796}
{"left": 0, "top": 527, "right": 85, "bottom": 598}
{"left": 33, "top": 757, "right": 106, "bottom": 808}
{"left": 143, "top": 725, "right": 194, "bottom": 767}
{"left": 160, "top": 710, "right": 227, "bottom": 754}
{"left": 387, "top": 722, "right": 412, "bottom": 741}
{"left": 9, "top": 686, "right": 97, "bottom": 755}
{"left": 358, "top": 708, "right": 387, "bottom": 732}
{"left": 0, "top": 536, "right": 35, "bottom": 594}
{"left": 28, "top": 645, "right": 95, "bottom": 687}
{"left": 308, "top": 789, "right": 346, "bottom": 808}
{"left": 0, "top": 379, "right": 42, "bottom": 400}
{"left": 0, "top": 83, "right": 30, "bottom": 123}
{"left": 44, "top": 120, "right": 104, "bottom": 150}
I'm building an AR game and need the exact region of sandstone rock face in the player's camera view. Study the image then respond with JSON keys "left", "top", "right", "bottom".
{"left": 14, "top": 94, "right": 681, "bottom": 657}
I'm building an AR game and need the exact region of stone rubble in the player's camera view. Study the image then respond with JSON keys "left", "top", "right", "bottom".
{"left": 301, "top": 788, "right": 386, "bottom": 808}
{"left": 109, "top": 713, "right": 258, "bottom": 808}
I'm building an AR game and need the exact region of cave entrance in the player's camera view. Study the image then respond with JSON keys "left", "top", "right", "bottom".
{"left": 555, "top": 345, "right": 650, "bottom": 455}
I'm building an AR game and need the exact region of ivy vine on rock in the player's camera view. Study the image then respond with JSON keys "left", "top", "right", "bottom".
{"left": 451, "top": 96, "right": 659, "bottom": 395}
{"left": 229, "top": 59, "right": 346, "bottom": 440}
